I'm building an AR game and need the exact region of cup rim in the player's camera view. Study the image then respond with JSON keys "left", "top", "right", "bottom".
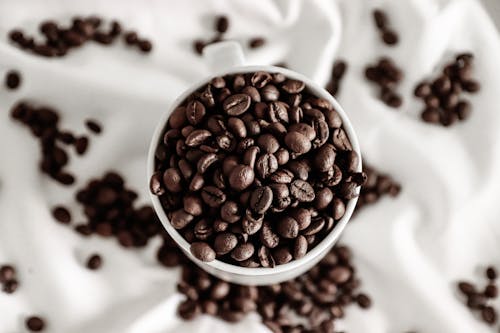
{"left": 147, "top": 65, "right": 361, "bottom": 277}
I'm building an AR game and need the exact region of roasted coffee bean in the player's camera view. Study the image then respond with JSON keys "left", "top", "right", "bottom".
{"left": 185, "top": 129, "right": 212, "bottom": 147}
{"left": 268, "top": 101, "right": 289, "bottom": 123}
{"left": 293, "top": 235, "right": 308, "bottom": 259}
{"left": 251, "top": 71, "right": 272, "bottom": 89}
{"left": 215, "top": 15, "right": 229, "bottom": 33}
{"left": 274, "top": 148, "right": 290, "bottom": 166}
{"left": 311, "top": 118, "right": 329, "bottom": 148}
{"left": 249, "top": 37, "right": 265, "bottom": 48}
{"left": 284, "top": 131, "right": 311, "bottom": 155}
{"left": 314, "top": 143, "right": 336, "bottom": 172}
{"left": 288, "top": 106, "right": 303, "bottom": 124}
{"left": 243, "top": 146, "right": 260, "bottom": 168}
{"left": 277, "top": 217, "right": 299, "bottom": 239}
{"left": 315, "top": 187, "right": 333, "bottom": 210}
{"left": 261, "top": 84, "right": 280, "bottom": 101}
{"left": 289, "top": 123, "right": 315, "bottom": 141}
{"left": 194, "top": 219, "right": 213, "bottom": 240}
{"left": 229, "top": 165, "right": 255, "bottom": 191}
{"left": 273, "top": 247, "right": 292, "bottom": 265}
{"left": 214, "top": 233, "right": 238, "bottom": 255}
{"left": 223, "top": 94, "right": 251, "bottom": 116}
{"left": 171, "top": 209, "right": 194, "bottom": 229}
{"left": 197, "top": 153, "right": 218, "bottom": 174}
{"left": 220, "top": 201, "right": 240, "bottom": 223}
{"left": 26, "top": 316, "right": 45, "bottom": 332}
{"left": 269, "top": 169, "right": 293, "bottom": 184}
{"left": 257, "top": 134, "right": 280, "bottom": 153}
{"left": 0, "top": 265, "right": 16, "bottom": 284}
{"left": 163, "top": 168, "right": 183, "bottom": 193}
{"left": 282, "top": 79, "right": 305, "bottom": 94}
{"left": 250, "top": 186, "right": 273, "bottom": 214}
{"left": 231, "top": 243, "right": 255, "bottom": 261}
{"left": 486, "top": 266, "right": 497, "bottom": 280}
{"left": 260, "top": 221, "right": 280, "bottom": 249}
{"left": 86, "top": 254, "right": 102, "bottom": 270}
{"left": 481, "top": 306, "right": 497, "bottom": 325}
{"left": 52, "top": 206, "right": 71, "bottom": 224}
{"left": 256, "top": 153, "right": 278, "bottom": 179}
{"left": 186, "top": 100, "right": 206, "bottom": 126}
{"left": 201, "top": 186, "right": 226, "bottom": 207}
{"left": 290, "top": 180, "right": 315, "bottom": 202}
{"left": 332, "top": 129, "right": 352, "bottom": 151}
{"left": 242, "top": 215, "right": 263, "bottom": 235}
{"left": 183, "top": 194, "right": 203, "bottom": 216}
{"left": 5, "top": 70, "right": 21, "bottom": 90}
{"left": 191, "top": 242, "right": 216, "bottom": 262}
{"left": 227, "top": 117, "right": 247, "bottom": 138}
{"left": 328, "top": 266, "right": 351, "bottom": 284}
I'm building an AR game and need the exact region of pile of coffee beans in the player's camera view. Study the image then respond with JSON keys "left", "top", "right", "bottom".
{"left": 151, "top": 71, "right": 365, "bottom": 267}
{"left": 8, "top": 16, "right": 153, "bottom": 57}
{"left": 414, "top": 53, "right": 480, "bottom": 126}
{"left": 457, "top": 266, "right": 498, "bottom": 326}
{"left": 71, "top": 172, "right": 164, "bottom": 248}
{"left": 10, "top": 101, "right": 95, "bottom": 185}
{"left": 177, "top": 244, "right": 371, "bottom": 332}
{"left": 193, "top": 15, "right": 266, "bottom": 55}
{"left": 326, "top": 60, "right": 348, "bottom": 97}
{"left": 355, "top": 163, "right": 401, "bottom": 213}
{"left": 372, "top": 9, "right": 399, "bottom": 46}
{"left": 365, "top": 57, "right": 403, "bottom": 108}
{"left": 26, "top": 316, "right": 46, "bottom": 332}
{"left": 0, "top": 265, "right": 19, "bottom": 294}
{"left": 4, "top": 70, "right": 21, "bottom": 90}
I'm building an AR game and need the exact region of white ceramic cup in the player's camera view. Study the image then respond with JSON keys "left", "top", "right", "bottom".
{"left": 147, "top": 41, "right": 361, "bottom": 286}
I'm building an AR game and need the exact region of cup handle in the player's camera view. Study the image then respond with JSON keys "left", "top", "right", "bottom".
{"left": 202, "top": 41, "right": 246, "bottom": 73}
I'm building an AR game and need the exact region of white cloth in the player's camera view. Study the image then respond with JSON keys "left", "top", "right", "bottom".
{"left": 0, "top": 0, "right": 499, "bottom": 332}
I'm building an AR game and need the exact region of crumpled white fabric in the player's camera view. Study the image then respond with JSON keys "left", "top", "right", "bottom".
{"left": 0, "top": 0, "right": 499, "bottom": 332}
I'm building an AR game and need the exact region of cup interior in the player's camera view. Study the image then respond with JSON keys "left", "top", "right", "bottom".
{"left": 147, "top": 65, "right": 362, "bottom": 279}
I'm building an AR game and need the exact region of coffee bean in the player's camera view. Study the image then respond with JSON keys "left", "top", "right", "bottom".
{"left": 229, "top": 165, "right": 255, "bottom": 191}
{"left": 328, "top": 266, "right": 351, "bottom": 284}
{"left": 315, "top": 188, "right": 333, "bottom": 210}
{"left": 256, "top": 153, "right": 278, "bottom": 179}
{"left": 214, "top": 233, "right": 238, "bottom": 255}
{"left": 243, "top": 146, "right": 260, "bottom": 168}
{"left": 183, "top": 194, "right": 203, "bottom": 216}
{"left": 197, "top": 153, "right": 218, "bottom": 174}
{"left": 458, "top": 281, "right": 476, "bottom": 295}
{"left": 273, "top": 247, "right": 292, "bottom": 265}
{"left": 228, "top": 117, "right": 247, "bottom": 138}
{"left": 26, "top": 316, "right": 45, "bottom": 332}
{"left": 261, "top": 84, "right": 280, "bottom": 101}
{"left": 215, "top": 15, "right": 229, "bottom": 33}
{"left": 52, "top": 206, "right": 71, "bottom": 224}
{"left": 223, "top": 94, "right": 251, "bottom": 116}
{"left": 289, "top": 123, "right": 315, "bottom": 141}
{"left": 201, "top": 186, "right": 226, "bottom": 207}
{"left": 250, "top": 186, "right": 273, "bottom": 214}
{"left": 382, "top": 30, "right": 398, "bottom": 45}
{"left": 290, "top": 180, "right": 315, "bottom": 202}
{"left": 481, "top": 306, "right": 497, "bottom": 325}
{"left": 75, "top": 136, "right": 89, "bottom": 155}
{"left": 5, "top": 70, "right": 21, "bottom": 90}
{"left": 485, "top": 284, "right": 498, "bottom": 298}
{"left": 86, "top": 254, "right": 102, "bottom": 270}
{"left": 332, "top": 129, "right": 352, "bottom": 151}
{"left": 185, "top": 129, "right": 212, "bottom": 147}
{"left": 220, "top": 201, "right": 240, "bottom": 223}
{"left": 269, "top": 169, "right": 293, "bottom": 184}
{"left": 251, "top": 71, "right": 272, "bottom": 89}
{"left": 242, "top": 215, "right": 263, "bottom": 235}
{"left": 0, "top": 265, "right": 15, "bottom": 284}
{"left": 314, "top": 143, "right": 336, "bottom": 172}
{"left": 249, "top": 37, "right": 266, "bottom": 48}
{"left": 163, "top": 168, "right": 183, "bottom": 193}
{"left": 276, "top": 217, "right": 299, "bottom": 239}
{"left": 486, "top": 266, "right": 497, "bottom": 280}
{"left": 373, "top": 9, "right": 388, "bottom": 29}
{"left": 268, "top": 101, "right": 289, "bottom": 123}
{"left": 255, "top": 134, "right": 279, "bottom": 154}
{"left": 191, "top": 242, "right": 216, "bottom": 262}
{"left": 231, "top": 243, "right": 255, "bottom": 261}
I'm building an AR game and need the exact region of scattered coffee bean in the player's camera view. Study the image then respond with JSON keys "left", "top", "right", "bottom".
{"left": 0, "top": 264, "right": 19, "bottom": 294}
{"left": 372, "top": 9, "right": 399, "bottom": 46}
{"left": 457, "top": 265, "right": 500, "bottom": 326}
{"left": 152, "top": 72, "right": 363, "bottom": 267}
{"left": 86, "top": 254, "right": 103, "bottom": 270}
{"left": 414, "top": 52, "right": 479, "bottom": 127}
{"left": 10, "top": 101, "right": 100, "bottom": 185}
{"left": 8, "top": 16, "right": 153, "bottom": 57}
{"left": 26, "top": 316, "right": 45, "bottom": 332}
{"left": 5, "top": 70, "right": 21, "bottom": 90}
{"left": 364, "top": 57, "right": 403, "bottom": 108}
{"left": 52, "top": 206, "right": 71, "bottom": 224}
{"left": 215, "top": 15, "right": 229, "bottom": 33}
{"left": 326, "top": 60, "right": 348, "bottom": 96}
{"left": 249, "top": 37, "right": 266, "bottom": 49}
{"left": 85, "top": 119, "right": 102, "bottom": 134}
